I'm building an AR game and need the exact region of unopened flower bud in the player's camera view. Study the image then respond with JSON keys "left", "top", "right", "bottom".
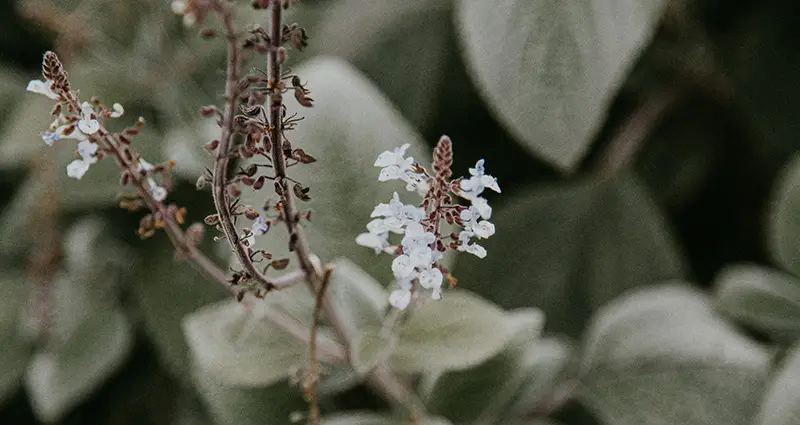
{"left": 200, "top": 105, "right": 217, "bottom": 117}
{"left": 204, "top": 214, "right": 220, "bottom": 225}
{"left": 204, "top": 139, "right": 219, "bottom": 153}
{"left": 252, "top": 175, "right": 266, "bottom": 190}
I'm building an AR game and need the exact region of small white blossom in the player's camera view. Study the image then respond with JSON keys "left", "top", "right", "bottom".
{"left": 460, "top": 207, "right": 495, "bottom": 239}
{"left": 138, "top": 158, "right": 155, "bottom": 172}
{"left": 66, "top": 141, "right": 99, "bottom": 179}
{"left": 471, "top": 197, "right": 492, "bottom": 219}
{"left": 418, "top": 266, "right": 443, "bottom": 290}
{"left": 389, "top": 287, "right": 412, "bottom": 310}
{"left": 252, "top": 216, "right": 269, "bottom": 236}
{"left": 370, "top": 192, "right": 424, "bottom": 234}
{"left": 26, "top": 79, "right": 58, "bottom": 99}
{"left": 401, "top": 222, "right": 435, "bottom": 252}
{"left": 171, "top": 0, "right": 197, "bottom": 26}
{"left": 456, "top": 231, "right": 488, "bottom": 259}
{"left": 147, "top": 178, "right": 168, "bottom": 201}
{"left": 391, "top": 255, "right": 415, "bottom": 279}
{"left": 110, "top": 103, "right": 124, "bottom": 118}
{"left": 41, "top": 131, "right": 60, "bottom": 146}
{"left": 78, "top": 102, "right": 100, "bottom": 135}
{"left": 355, "top": 232, "right": 389, "bottom": 254}
{"left": 459, "top": 159, "right": 500, "bottom": 200}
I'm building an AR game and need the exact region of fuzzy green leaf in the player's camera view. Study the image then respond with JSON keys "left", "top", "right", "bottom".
{"left": 455, "top": 174, "right": 685, "bottom": 336}
{"left": 755, "top": 343, "right": 800, "bottom": 425}
{"left": 580, "top": 284, "right": 770, "bottom": 425}
{"left": 457, "top": 0, "right": 665, "bottom": 169}
{"left": 390, "top": 290, "right": 518, "bottom": 373}
{"left": 25, "top": 309, "right": 133, "bottom": 423}
{"left": 714, "top": 264, "right": 800, "bottom": 344}
{"left": 0, "top": 273, "right": 29, "bottom": 407}
{"left": 351, "top": 328, "right": 396, "bottom": 376}
{"left": 769, "top": 154, "right": 800, "bottom": 277}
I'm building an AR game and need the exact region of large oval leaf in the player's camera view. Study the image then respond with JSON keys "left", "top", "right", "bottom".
{"left": 755, "top": 343, "right": 800, "bottom": 425}
{"left": 769, "top": 154, "right": 800, "bottom": 277}
{"left": 194, "top": 373, "right": 305, "bottom": 425}
{"left": 25, "top": 309, "right": 133, "bottom": 423}
{"left": 580, "top": 284, "right": 770, "bottom": 425}
{"left": 455, "top": 174, "right": 685, "bottom": 336}
{"left": 243, "top": 57, "right": 427, "bottom": 283}
{"left": 0, "top": 273, "right": 29, "bottom": 407}
{"left": 714, "top": 264, "right": 800, "bottom": 344}
{"left": 457, "top": 0, "right": 665, "bottom": 169}
{"left": 390, "top": 290, "right": 519, "bottom": 373}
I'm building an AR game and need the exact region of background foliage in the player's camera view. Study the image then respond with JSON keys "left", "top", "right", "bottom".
{"left": 2, "top": 0, "right": 800, "bottom": 424}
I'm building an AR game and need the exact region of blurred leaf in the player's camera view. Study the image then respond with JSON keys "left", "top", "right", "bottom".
{"left": 326, "top": 258, "right": 388, "bottom": 333}
{"left": 0, "top": 94, "right": 51, "bottom": 170}
{"left": 579, "top": 284, "right": 770, "bottom": 425}
{"left": 134, "top": 251, "right": 227, "bottom": 379}
{"left": 350, "top": 327, "right": 396, "bottom": 376}
{"left": 0, "top": 173, "right": 49, "bottom": 257}
{"left": 243, "top": 57, "right": 427, "bottom": 283}
{"left": 306, "top": 0, "right": 452, "bottom": 128}
{"left": 25, "top": 309, "right": 133, "bottom": 423}
{"left": 456, "top": 174, "right": 685, "bottom": 336}
{"left": 322, "top": 413, "right": 454, "bottom": 425}
{"left": 424, "top": 337, "right": 570, "bottom": 425}
{"left": 714, "top": 264, "right": 800, "bottom": 344}
{"left": 184, "top": 299, "right": 317, "bottom": 387}
{"left": 390, "top": 290, "right": 517, "bottom": 373}
{"left": 769, "top": 154, "right": 800, "bottom": 277}
{"left": 194, "top": 372, "right": 305, "bottom": 425}
{"left": 163, "top": 118, "right": 218, "bottom": 180}
{"left": 755, "top": 343, "right": 800, "bottom": 425}
{"left": 456, "top": 0, "right": 665, "bottom": 169}
{"left": 0, "top": 273, "right": 30, "bottom": 407}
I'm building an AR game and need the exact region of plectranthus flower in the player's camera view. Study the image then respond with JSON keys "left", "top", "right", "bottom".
{"left": 138, "top": 159, "right": 168, "bottom": 201}
{"left": 66, "top": 141, "right": 99, "bottom": 179}
{"left": 78, "top": 102, "right": 100, "bottom": 135}
{"left": 26, "top": 79, "right": 58, "bottom": 99}
{"left": 357, "top": 136, "right": 500, "bottom": 309}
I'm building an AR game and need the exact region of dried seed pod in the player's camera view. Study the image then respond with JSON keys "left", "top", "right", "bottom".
{"left": 204, "top": 214, "right": 220, "bottom": 225}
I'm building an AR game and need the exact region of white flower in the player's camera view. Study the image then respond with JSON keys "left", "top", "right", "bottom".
{"left": 375, "top": 143, "right": 414, "bottom": 170}
{"left": 78, "top": 102, "right": 100, "bottom": 135}
{"left": 171, "top": 0, "right": 197, "bottom": 26}
{"left": 403, "top": 171, "right": 430, "bottom": 194}
{"left": 401, "top": 222, "right": 435, "bottom": 252}
{"left": 460, "top": 207, "right": 495, "bottom": 239}
{"left": 471, "top": 197, "right": 492, "bottom": 219}
{"left": 147, "top": 178, "right": 168, "bottom": 201}
{"left": 41, "top": 131, "right": 60, "bottom": 146}
{"left": 392, "top": 255, "right": 416, "bottom": 279}
{"left": 456, "top": 231, "right": 488, "bottom": 259}
{"left": 138, "top": 158, "right": 155, "bottom": 172}
{"left": 370, "top": 192, "right": 424, "bottom": 234}
{"left": 66, "top": 141, "right": 99, "bottom": 179}
{"left": 418, "top": 266, "right": 443, "bottom": 290}
{"left": 26, "top": 79, "right": 58, "bottom": 99}
{"left": 389, "top": 288, "right": 412, "bottom": 309}
{"left": 459, "top": 159, "right": 500, "bottom": 200}
{"left": 110, "top": 103, "right": 124, "bottom": 118}
{"left": 355, "top": 232, "right": 389, "bottom": 254}
{"left": 252, "top": 216, "right": 269, "bottom": 236}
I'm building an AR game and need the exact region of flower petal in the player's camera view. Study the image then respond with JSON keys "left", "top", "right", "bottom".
{"left": 66, "top": 159, "right": 90, "bottom": 180}
{"left": 389, "top": 289, "right": 412, "bottom": 310}
{"left": 26, "top": 79, "right": 57, "bottom": 99}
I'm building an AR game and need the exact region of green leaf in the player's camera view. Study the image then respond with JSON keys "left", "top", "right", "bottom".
{"left": 134, "top": 250, "right": 227, "bottom": 379}
{"left": 390, "top": 290, "right": 517, "bottom": 373}
{"left": 322, "top": 413, "right": 454, "bottom": 425}
{"left": 350, "top": 328, "right": 396, "bottom": 376}
{"left": 769, "top": 154, "right": 800, "bottom": 277}
{"left": 0, "top": 273, "right": 30, "bottom": 407}
{"left": 755, "top": 343, "right": 800, "bottom": 425}
{"left": 326, "top": 258, "right": 388, "bottom": 334}
{"left": 194, "top": 372, "right": 306, "bottom": 425}
{"left": 456, "top": 0, "right": 665, "bottom": 169}
{"left": 455, "top": 174, "right": 685, "bottom": 336}
{"left": 714, "top": 264, "right": 800, "bottom": 344}
{"left": 423, "top": 336, "right": 570, "bottom": 425}
{"left": 579, "top": 284, "right": 770, "bottom": 425}
{"left": 305, "top": 0, "right": 452, "bottom": 128}
{"left": 243, "top": 57, "right": 427, "bottom": 282}
{"left": 184, "top": 299, "right": 313, "bottom": 387}
{"left": 25, "top": 309, "right": 133, "bottom": 423}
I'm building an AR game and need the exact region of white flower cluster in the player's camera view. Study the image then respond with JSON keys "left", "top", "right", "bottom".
{"left": 356, "top": 144, "right": 500, "bottom": 310}
{"left": 27, "top": 77, "right": 167, "bottom": 201}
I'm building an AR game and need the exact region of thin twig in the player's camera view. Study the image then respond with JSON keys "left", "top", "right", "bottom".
{"left": 593, "top": 87, "right": 682, "bottom": 175}
{"left": 211, "top": 0, "right": 278, "bottom": 290}
{"left": 263, "top": 1, "right": 424, "bottom": 414}
{"left": 305, "top": 265, "right": 334, "bottom": 425}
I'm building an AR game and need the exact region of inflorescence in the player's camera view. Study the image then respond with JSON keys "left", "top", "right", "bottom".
{"left": 356, "top": 137, "right": 501, "bottom": 309}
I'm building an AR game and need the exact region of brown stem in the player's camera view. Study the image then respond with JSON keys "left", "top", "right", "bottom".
{"left": 211, "top": 1, "right": 277, "bottom": 290}
{"left": 594, "top": 87, "right": 682, "bottom": 175}
{"left": 305, "top": 265, "right": 334, "bottom": 425}
{"left": 263, "top": 2, "right": 423, "bottom": 414}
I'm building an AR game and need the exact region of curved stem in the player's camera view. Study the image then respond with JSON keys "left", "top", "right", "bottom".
{"left": 211, "top": 1, "right": 277, "bottom": 290}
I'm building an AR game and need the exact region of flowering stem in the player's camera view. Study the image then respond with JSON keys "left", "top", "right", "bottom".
{"left": 211, "top": 0, "right": 278, "bottom": 290}
{"left": 264, "top": 1, "right": 423, "bottom": 414}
